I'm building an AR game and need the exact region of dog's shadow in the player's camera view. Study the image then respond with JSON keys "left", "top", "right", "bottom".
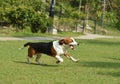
{"left": 13, "top": 60, "right": 58, "bottom": 67}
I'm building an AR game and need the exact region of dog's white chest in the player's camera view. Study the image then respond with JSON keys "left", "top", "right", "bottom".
{"left": 53, "top": 41, "right": 64, "bottom": 55}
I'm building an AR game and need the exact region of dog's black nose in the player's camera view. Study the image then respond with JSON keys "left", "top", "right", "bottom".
{"left": 77, "top": 43, "right": 80, "bottom": 45}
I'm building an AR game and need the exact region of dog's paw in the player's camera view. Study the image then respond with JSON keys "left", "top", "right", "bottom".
{"left": 56, "top": 60, "right": 61, "bottom": 64}
{"left": 75, "top": 59, "right": 79, "bottom": 62}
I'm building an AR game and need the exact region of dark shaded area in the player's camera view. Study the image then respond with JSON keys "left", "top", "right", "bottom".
{"left": 104, "top": 57, "right": 120, "bottom": 61}
{"left": 80, "top": 61, "right": 120, "bottom": 68}
{"left": 13, "top": 61, "right": 58, "bottom": 67}
{"left": 0, "top": 21, "right": 11, "bottom": 27}
{"left": 79, "top": 61, "right": 120, "bottom": 77}
{"left": 98, "top": 71, "right": 120, "bottom": 77}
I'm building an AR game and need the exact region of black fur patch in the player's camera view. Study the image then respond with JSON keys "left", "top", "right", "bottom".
{"left": 28, "top": 42, "right": 53, "bottom": 56}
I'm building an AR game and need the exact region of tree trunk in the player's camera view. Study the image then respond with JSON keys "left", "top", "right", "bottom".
{"left": 94, "top": 18, "right": 97, "bottom": 34}
{"left": 101, "top": 0, "right": 106, "bottom": 28}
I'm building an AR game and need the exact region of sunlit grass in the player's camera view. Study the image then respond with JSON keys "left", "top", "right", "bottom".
{"left": 0, "top": 38, "right": 120, "bottom": 84}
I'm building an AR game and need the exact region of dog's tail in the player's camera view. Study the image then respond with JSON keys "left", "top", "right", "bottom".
{"left": 19, "top": 42, "right": 31, "bottom": 50}
{"left": 24, "top": 42, "right": 31, "bottom": 47}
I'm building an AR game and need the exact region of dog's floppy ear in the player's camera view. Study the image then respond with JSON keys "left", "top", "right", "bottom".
{"left": 59, "top": 39, "right": 65, "bottom": 45}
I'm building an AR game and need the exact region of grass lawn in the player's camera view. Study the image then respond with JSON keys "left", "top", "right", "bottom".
{"left": 0, "top": 38, "right": 120, "bottom": 84}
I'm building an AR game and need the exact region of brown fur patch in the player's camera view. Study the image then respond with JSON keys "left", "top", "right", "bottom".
{"left": 51, "top": 46, "right": 57, "bottom": 57}
{"left": 59, "top": 37, "right": 73, "bottom": 45}
{"left": 64, "top": 37, "right": 73, "bottom": 44}
{"left": 28, "top": 47, "right": 36, "bottom": 58}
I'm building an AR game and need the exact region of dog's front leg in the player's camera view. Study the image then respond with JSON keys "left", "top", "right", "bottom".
{"left": 64, "top": 52, "right": 79, "bottom": 62}
{"left": 69, "top": 56, "right": 79, "bottom": 62}
{"left": 55, "top": 55, "right": 64, "bottom": 64}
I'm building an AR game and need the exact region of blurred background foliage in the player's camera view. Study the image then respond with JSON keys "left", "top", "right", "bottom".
{"left": 0, "top": 0, "right": 120, "bottom": 34}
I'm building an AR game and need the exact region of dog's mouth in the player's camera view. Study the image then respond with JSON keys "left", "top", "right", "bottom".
{"left": 69, "top": 45, "right": 75, "bottom": 50}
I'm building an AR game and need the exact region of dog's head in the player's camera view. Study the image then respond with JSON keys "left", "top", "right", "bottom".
{"left": 59, "top": 37, "right": 79, "bottom": 50}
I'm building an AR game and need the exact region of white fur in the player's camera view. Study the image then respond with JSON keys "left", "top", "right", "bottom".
{"left": 70, "top": 56, "right": 78, "bottom": 62}
{"left": 55, "top": 55, "right": 64, "bottom": 62}
{"left": 53, "top": 40, "right": 65, "bottom": 55}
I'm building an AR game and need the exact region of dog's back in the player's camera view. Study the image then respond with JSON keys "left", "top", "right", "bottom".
{"left": 24, "top": 42, "right": 53, "bottom": 56}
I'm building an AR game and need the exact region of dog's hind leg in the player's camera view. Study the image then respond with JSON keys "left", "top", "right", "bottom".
{"left": 35, "top": 54, "right": 42, "bottom": 64}
{"left": 26, "top": 47, "right": 35, "bottom": 64}
{"left": 26, "top": 55, "right": 30, "bottom": 64}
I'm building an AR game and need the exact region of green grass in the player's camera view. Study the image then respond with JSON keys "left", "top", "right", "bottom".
{"left": 0, "top": 38, "right": 120, "bottom": 84}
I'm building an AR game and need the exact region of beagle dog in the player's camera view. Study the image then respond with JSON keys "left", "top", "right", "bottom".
{"left": 20, "top": 37, "right": 79, "bottom": 64}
